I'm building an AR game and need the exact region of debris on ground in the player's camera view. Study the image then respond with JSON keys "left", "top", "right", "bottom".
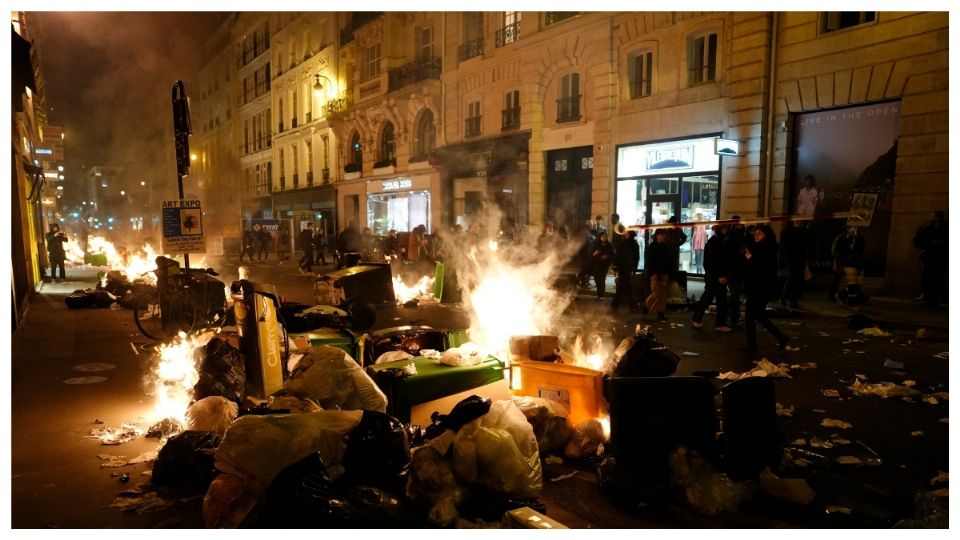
{"left": 842, "top": 339, "right": 866, "bottom": 345}
{"left": 107, "top": 485, "right": 174, "bottom": 514}
{"left": 185, "top": 396, "right": 239, "bottom": 435}
{"left": 283, "top": 346, "right": 388, "bottom": 412}
{"left": 789, "top": 362, "right": 818, "bottom": 371}
{"left": 854, "top": 373, "right": 867, "bottom": 380}
{"left": 550, "top": 471, "right": 578, "bottom": 483}
{"left": 932, "top": 352, "right": 949, "bottom": 360}
{"left": 775, "top": 403, "right": 795, "bottom": 417}
{"left": 930, "top": 471, "right": 948, "bottom": 486}
{"left": 809, "top": 437, "right": 834, "bottom": 449}
{"left": 146, "top": 418, "right": 184, "bottom": 440}
{"left": 825, "top": 505, "right": 852, "bottom": 515}
{"left": 821, "top": 389, "right": 840, "bottom": 398}
{"left": 88, "top": 423, "right": 145, "bottom": 445}
{"left": 543, "top": 455, "right": 564, "bottom": 465}
{"left": 882, "top": 359, "right": 905, "bottom": 369}
{"left": 836, "top": 456, "right": 862, "bottom": 465}
{"left": 789, "top": 439, "right": 807, "bottom": 446}
{"left": 99, "top": 454, "right": 131, "bottom": 468}
{"left": 829, "top": 434, "right": 851, "bottom": 445}
{"left": 923, "top": 396, "right": 939, "bottom": 405}
{"left": 717, "top": 358, "right": 791, "bottom": 381}
{"left": 821, "top": 418, "right": 853, "bottom": 429}
{"left": 857, "top": 327, "right": 891, "bottom": 337}
{"left": 759, "top": 468, "right": 815, "bottom": 505}
{"left": 911, "top": 431, "right": 924, "bottom": 437}
{"left": 681, "top": 351, "right": 700, "bottom": 357}
{"left": 848, "top": 379, "right": 920, "bottom": 399}
{"left": 512, "top": 396, "right": 571, "bottom": 456}
{"left": 669, "top": 446, "right": 755, "bottom": 516}
{"left": 939, "top": 418, "right": 948, "bottom": 423}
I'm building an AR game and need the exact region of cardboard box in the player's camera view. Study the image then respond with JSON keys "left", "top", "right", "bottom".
{"left": 501, "top": 507, "right": 567, "bottom": 529}
{"left": 508, "top": 335, "right": 560, "bottom": 361}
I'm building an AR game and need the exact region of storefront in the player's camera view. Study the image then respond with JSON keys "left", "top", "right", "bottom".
{"left": 273, "top": 186, "right": 337, "bottom": 248}
{"left": 615, "top": 134, "right": 722, "bottom": 274}
{"left": 366, "top": 176, "right": 432, "bottom": 236}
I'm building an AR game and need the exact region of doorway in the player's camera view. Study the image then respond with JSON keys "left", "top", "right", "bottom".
{"left": 546, "top": 145, "right": 593, "bottom": 236}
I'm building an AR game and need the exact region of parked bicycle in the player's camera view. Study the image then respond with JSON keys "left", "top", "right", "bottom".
{"left": 133, "top": 256, "right": 229, "bottom": 341}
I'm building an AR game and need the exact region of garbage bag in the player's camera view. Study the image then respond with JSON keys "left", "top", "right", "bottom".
{"left": 512, "top": 396, "right": 571, "bottom": 455}
{"left": 440, "top": 343, "right": 485, "bottom": 367}
{"left": 186, "top": 396, "right": 238, "bottom": 436}
{"left": 610, "top": 328, "right": 679, "bottom": 378}
{"left": 342, "top": 411, "right": 411, "bottom": 491}
{"left": 65, "top": 288, "right": 116, "bottom": 309}
{"left": 257, "top": 452, "right": 410, "bottom": 528}
{"left": 152, "top": 430, "right": 221, "bottom": 491}
{"left": 426, "top": 395, "right": 492, "bottom": 439}
{"left": 564, "top": 418, "right": 605, "bottom": 460}
{"left": 267, "top": 395, "right": 322, "bottom": 413}
{"left": 375, "top": 350, "right": 413, "bottom": 365}
{"left": 118, "top": 284, "right": 156, "bottom": 310}
{"left": 283, "top": 345, "right": 388, "bottom": 412}
{"left": 668, "top": 446, "right": 754, "bottom": 516}
{"left": 203, "top": 472, "right": 256, "bottom": 528}
{"left": 451, "top": 399, "right": 543, "bottom": 499}
{"left": 193, "top": 337, "right": 246, "bottom": 403}
{"left": 405, "top": 444, "right": 466, "bottom": 527}
{"left": 101, "top": 270, "right": 132, "bottom": 296}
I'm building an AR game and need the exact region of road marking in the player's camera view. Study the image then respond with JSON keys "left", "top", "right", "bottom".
{"left": 64, "top": 376, "right": 108, "bottom": 385}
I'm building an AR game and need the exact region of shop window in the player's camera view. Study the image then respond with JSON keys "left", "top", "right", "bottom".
{"left": 367, "top": 189, "right": 431, "bottom": 236}
{"left": 557, "top": 73, "right": 581, "bottom": 123}
{"left": 821, "top": 12, "right": 876, "bottom": 33}
{"left": 687, "top": 32, "right": 718, "bottom": 86}
{"left": 628, "top": 50, "right": 654, "bottom": 99}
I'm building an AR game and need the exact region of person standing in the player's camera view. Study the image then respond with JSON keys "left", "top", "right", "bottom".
{"left": 313, "top": 229, "right": 328, "bottom": 265}
{"left": 589, "top": 232, "right": 615, "bottom": 301}
{"left": 298, "top": 227, "right": 314, "bottom": 274}
{"left": 277, "top": 228, "right": 291, "bottom": 264}
{"left": 577, "top": 219, "right": 597, "bottom": 287}
{"left": 240, "top": 226, "right": 256, "bottom": 264}
{"left": 913, "top": 211, "right": 948, "bottom": 307}
{"left": 725, "top": 216, "right": 747, "bottom": 326}
{"left": 690, "top": 224, "right": 731, "bottom": 332}
{"left": 610, "top": 213, "right": 625, "bottom": 252}
{"left": 256, "top": 228, "right": 270, "bottom": 261}
{"left": 655, "top": 215, "right": 688, "bottom": 273}
{"left": 407, "top": 224, "right": 427, "bottom": 262}
{"left": 779, "top": 220, "right": 815, "bottom": 309}
{"left": 743, "top": 224, "right": 798, "bottom": 353}
{"left": 611, "top": 229, "right": 640, "bottom": 313}
{"left": 45, "top": 224, "right": 69, "bottom": 282}
{"left": 643, "top": 229, "right": 672, "bottom": 320}
{"left": 690, "top": 214, "right": 708, "bottom": 273}
{"left": 796, "top": 175, "right": 823, "bottom": 216}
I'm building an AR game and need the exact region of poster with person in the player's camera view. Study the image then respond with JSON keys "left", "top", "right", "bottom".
{"left": 792, "top": 101, "right": 899, "bottom": 277}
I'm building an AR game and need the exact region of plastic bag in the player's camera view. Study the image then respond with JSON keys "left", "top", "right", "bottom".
{"left": 564, "top": 418, "right": 605, "bottom": 460}
{"left": 405, "top": 445, "right": 465, "bottom": 527}
{"left": 152, "top": 430, "right": 220, "bottom": 491}
{"left": 440, "top": 343, "right": 485, "bottom": 367}
{"left": 512, "top": 396, "right": 572, "bottom": 455}
{"left": 669, "top": 446, "right": 754, "bottom": 516}
{"left": 193, "top": 338, "right": 246, "bottom": 403}
{"left": 186, "top": 396, "right": 238, "bottom": 435}
{"left": 611, "top": 328, "right": 679, "bottom": 377}
{"left": 283, "top": 345, "right": 388, "bottom": 412}
{"left": 341, "top": 411, "right": 411, "bottom": 491}
{"left": 375, "top": 350, "right": 413, "bottom": 365}
{"left": 65, "top": 288, "right": 116, "bottom": 309}
{"left": 266, "top": 395, "right": 322, "bottom": 413}
{"left": 451, "top": 400, "right": 543, "bottom": 498}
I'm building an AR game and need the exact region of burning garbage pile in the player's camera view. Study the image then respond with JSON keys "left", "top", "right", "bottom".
{"left": 392, "top": 274, "right": 436, "bottom": 306}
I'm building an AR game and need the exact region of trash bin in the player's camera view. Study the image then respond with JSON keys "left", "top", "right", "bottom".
{"left": 230, "top": 279, "right": 284, "bottom": 398}
{"left": 315, "top": 264, "right": 395, "bottom": 306}
{"left": 720, "top": 377, "right": 780, "bottom": 480}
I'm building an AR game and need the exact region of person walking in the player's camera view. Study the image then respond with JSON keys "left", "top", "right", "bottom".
{"left": 277, "top": 228, "right": 291, "bottom": 264}
{"left": 644, "top": 229, "right": 672, "bottom": 321}
{"left": 240, "top": 226, "right": 256, "bottom": 264}
{"left": 913, "top": 211, "right": 948, "bottom": 307}
{"left": 407, "top": 224, "right": 427, "bottom": 262}
{"left": 577, "top": 219, "right": 597, "bottom": 287}
{"left": 836, "top": 226, "right": 867, "bottom": 305}
{"left": 298, "top": 227, "right": 315, "bottom": 274}
{"left": 725, "top": 216, "right": 747, "bottom": 326}
{"left": 743, "top": 224, "right": 798, "bottom": 353}
{"left": 655, "top": 215, "right": 688, "bottom": 273}
{"left": 779, "top": 220, "right": 815, "bottom": 309}
{"left": 589, "top": 232, "right": 615, "bottom": 301}
{"left": 45, "top": 224, "right": 69, "bottom": 282}
{"left": 256, "top": 228, "right": 271, "bottom": 261}
{"left": 313, "top": 229, "right": 328, "bottom": 266}
{"left": 690, "top": 224, "right": 731, "bottom": 332}
{"left": 610, "top": 229, "right": 640, "bottom": 313}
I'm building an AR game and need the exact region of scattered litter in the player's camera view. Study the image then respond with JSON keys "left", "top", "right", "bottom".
{"left": 118, "top": 473, "right": 130, "bottom": 483}
{"left": 931, "top": 488, "right": 949, "bottom": 497}
{"left": 87, "top": 424, "right": 145, "bottom": 445}
{"left": 821, "top": 418, "right": 853, "bottom": 429}
{"left": 146, "top": 418, "right": 183, "bottom": 440}
{"left": 837, "top": 456, "right": 862, "bottom": 465}
{"left": 72, "top": 363, "right": 117, "bottom": 372}
{"left": 543, "top": 455, "right": 564, "bottom": 465}
{"left": 64, "top": 376, "right": 108, "bottom": 385}
{"left": 911, "top": 431, "right": 924, "bottom": 437}
{"left": 902, "top": 380, "right": 916, "bottom": 387}
{"left": 932, "top": 352, "right": 948, "bottom": 360}
{"left": 855, "top": 350, "right": 866, "bottom": 354}
{"left": 842, "top": 339, "right": 865, "bottom": 345}
{"left": 813, "top": 409, "right": 827, "bottom": 413}
{"left": 128, "top": 450, "right": 158, "bottom": 464}
{"left": 929, "top": 391, "right": 949, "bottom": 401}
{"left": 858, "top": 327, "right": 892, "bottom": 337}
{"left": 848, "top": 379, "right": 920, "bottom": 398}
{"left": 107, "top": 487, "right": 174, "bottom": 514}
{"left": 669, "top": 447, "right": 754, "bottom": 516}
{"left": 930, "top": 472, "right": 948, "bottom": 486}
{"left": 98, "top": 454, "right": 130, "bottom": 468}
{"left": 902, "top": 397, "right": 916, "bottom": 403}
{"left": 681, "top": 351, "right": 700, "bottom": 357}
{"left": 829, "top": 435, "right": 851, "bottom": 445}
{"left": 817, "top": 332, "right": 830, "bottom": 337}
{"left": 776, "top": 403, "right": 795, "bottom": 417}
{"left": 716, "top": 358, "right": 792, "bottom": 381}
{"left": 759, "top": 468, "right": 815, "bottom": 505}
{"left": 841, "top": 349, "right": 851, "bottom": 354}
{"left": 789, "top": 438, "right": 807, "bottom": 446}
{"left": 809, "top": 437, "right": 834, "bottom": 449}
{"left": 825, "top": 505, "right": 852, "bottom": 515}
{"left": 790, "top": 362, "right": 818, "bottom": 371}
{"left": 882, "top": 359, "right": 905, "bottom": 369}
{"left": 789, "top": 322, "right": 803, "bottom": 326}
{"left": 923, "top": 396, "right": 939, "bottom": 405}
{"left": 550, "top": 471, "right": 578, "bottom": 483}
{"left": 821, "top": 389, "right": 840, "bottom": 398}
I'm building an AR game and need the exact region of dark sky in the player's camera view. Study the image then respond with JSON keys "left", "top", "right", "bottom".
{"left": 29, "top": 12, "right": 227, "bottom": 196}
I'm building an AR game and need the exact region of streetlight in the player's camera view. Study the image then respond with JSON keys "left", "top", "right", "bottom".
{"left": 313, "top": 74, "right": 332, "bottom": 97}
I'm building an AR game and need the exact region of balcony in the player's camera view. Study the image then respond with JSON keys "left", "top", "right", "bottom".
{"left": 458, "top": 39, "right": 483, "bottom": 62}
{"left": 388, "top": 56, "right": 442, "bottom": 92}
{"left": 501, "top": 107, "right": 521, "bottom": 131}
{"left": 545, "top": 12, "right": 579, "bottom": 26}
{"left": 326, "top": 91, "right": 353, "bottom": 119}
{"left": 465, "top": 116, "right": 482, "bottom": 138}
{"left": 496, "top": 22, "right": 521, "bottom": 48}
{"left": 556, "top": 95, "right": 581, "bottom": 123}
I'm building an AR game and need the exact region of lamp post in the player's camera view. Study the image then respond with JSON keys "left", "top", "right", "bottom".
{"left": 312, "top": 74, "right": 332, "bottom": 98}
{"left": 172, "top": 80, "right": 193, "bottom": 269}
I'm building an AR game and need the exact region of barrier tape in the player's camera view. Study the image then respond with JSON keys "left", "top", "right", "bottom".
{"left": 618, "top": 211, "right": 867, "bottom": 233}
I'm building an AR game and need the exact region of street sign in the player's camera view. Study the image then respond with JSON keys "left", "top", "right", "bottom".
{"left": 162, "top": 199, "right": 206, "bottom": 253}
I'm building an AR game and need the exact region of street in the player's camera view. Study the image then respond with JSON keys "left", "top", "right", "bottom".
{"left": 10, "top": 257, "right": 949, "bottom": 528}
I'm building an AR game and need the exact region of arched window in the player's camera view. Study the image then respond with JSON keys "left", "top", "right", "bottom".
{"left": 415, "top": 110, "right": 436, "bottom": 158}
{"left": 350, "top": 131, "right": 362, "bottom": 165}
{"left": 380, "top": 122, "right": 396, "bottom": 165}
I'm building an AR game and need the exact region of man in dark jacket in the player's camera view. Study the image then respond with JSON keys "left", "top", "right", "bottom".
{"left": 691, "top": 225, "right": 730, "bottom": 331}
{"left": 45, "top": 224, "right": 69, "bottom": 281}
{"left": 725, "top": 216, "right": 747, "bottom": 326}
{"left": 298, "top": 227, "right": 314, "bottom": 273}
{"left": 913, "top": 211, "right": 948, "bottom": 307}
{"left": 589, "top": 232, "right": 615, "bottom": 300}
{"left": 743, "top": 225, "right": 797, "bottom": 353}
{"left": 240, "top": 226, "right": 256, "bottom": 263}
{"left": 611, "top": 229, "right": 640, "bottom": 313}
{"left": 779, "top": 220, "right": 815, "bottom": 308}
{"left": 655, "top": 215, "right": 687, "bottom": 273}
{"left": 643, "top": 229, "right": 672, "bottom": 320}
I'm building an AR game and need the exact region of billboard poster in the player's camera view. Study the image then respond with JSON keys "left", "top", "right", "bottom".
{"left": 161, "top": 199, "right": 206, "bottom": 254}
{"left": 792, "top": 101, "right": 900, "bottom": 277}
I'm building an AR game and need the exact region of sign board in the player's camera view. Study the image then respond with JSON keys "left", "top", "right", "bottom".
{"left": 162, "top": 199, "right": 206, "bottom": 253}
{"left": 848, "top": 191, "right": 879, "bottom": 228}
{"left": 252, "top": 219, "right": 281, "bottom": 234}
{"left": 715, "top": 138, "right": 740, "bottom": 156}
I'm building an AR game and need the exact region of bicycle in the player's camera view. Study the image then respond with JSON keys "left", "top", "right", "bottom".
{"left": 133, "top": 256, "right": 229, "bottom": 341}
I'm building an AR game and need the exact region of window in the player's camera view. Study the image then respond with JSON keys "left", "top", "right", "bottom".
{"left": 292, "top": 89, "right": 298, "bottom": 128}
{"left": 380, "top": 122, "right": 396, "bottom": 164}
{"left": 321, "top": 135, "right": 330, "bottom": 182}
{"left": 465, "top": 101, "right": 481, "bottom": 138}
{"left": 363, "top": 42, "right": 382, "bottom": 81}
{"left": 557, "top": 73, "right": 581, "bottom": 123}
{"left": 822, "top": 12, "right": 877, "bottom": 33}
{"left": 278, "top": 98, "right": 284, "bottom": 132}
{"left": 545, "top": 12, "right": 578, "bottom": 26}
{"left": 416, "top": 110, "right": 437, "bottom": 157}
{"left": 306, "top": 140, "right": 313, "bottom": 174}
{"left": 460, "top": 12, "right": 484, "bottom": 61}
{"left": 502, "top": 90, "right": 520, "bottom": 130}
{"left": 688, "top": 32, "right": 718, "bottom": 85}
{"left": 350, "top": 131, "right": 363, "bottom": 166}
{"left": 496, "top": 12, "right": 521, "bottom": 48}
{"left": 279, "top": 148, "right": 285, "bottom": 190}
{"left": 292, "top": 143, "right": 299, "bottom": 188}
{"left": 628, "top": 50, "right": 653, "bottom": 98}
{"left": 418, "top": 26, "right": 434, "bottom": 60}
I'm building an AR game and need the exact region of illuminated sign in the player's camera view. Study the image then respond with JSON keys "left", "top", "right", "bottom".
{"left": 36, "top": 148, "right": 53, "bottom": 155}
{"left": 646, "top": 145, "right": 693, "bottom": 171}
{"left": 382, "top": 179, "right": 412, "bottom": 191}
{"left": 715, "top": 138, "right": 740, "bottom": 156}
{"left": 44, "top": 172, "right": 59, "bottom": 179}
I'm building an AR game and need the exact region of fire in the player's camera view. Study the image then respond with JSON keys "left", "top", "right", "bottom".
{"left": 570, "top": 332, "right": 614, "bottom": 373}
{"left": 392, "top": 275, "right": 435, "bottom": 304}
{"left": 87, "top": 235, "right": 161, "bottom": 284}
{"left": 64, "top": 240, "right": 86, "bottom": 265}
{"left": 147, "top": 330, "right": 214, "bottom": 423}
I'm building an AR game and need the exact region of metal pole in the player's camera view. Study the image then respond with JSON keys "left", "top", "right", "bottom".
{"left": 620, "top": 211, "right": 867, "bottom": 232}
{"left": 172, "top": 80, "right": 192, "bottom": 269}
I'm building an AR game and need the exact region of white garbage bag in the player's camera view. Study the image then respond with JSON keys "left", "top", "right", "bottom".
{"left": 185, "top": 396, "right": 238, "bottom": 436}
{"left": 282, "top": 345, "right": 388, "bottom": 412}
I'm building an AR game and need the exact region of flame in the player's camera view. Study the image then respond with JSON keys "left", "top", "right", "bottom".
{"left": 148, "top": 330, "right": 214, "bottom": 423}
{"left": 570, "top": 332, "right": 613, "bottom": 373}
{"left": 598, "top": 414, "right": 611, "bottom": 441}
{"left": 392, "top": 275, "right": 435, "bottom": 304}
{"left": 65, "top": 240, "right": 86, "bottom": 265}
{"left": 87, "top": 235, "right": 160, "bottom": 284}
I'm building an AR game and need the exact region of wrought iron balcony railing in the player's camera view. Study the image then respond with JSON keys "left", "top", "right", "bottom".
{"left": 501, "top": 107, "right": 521, "bottom": 130}
{"left": 496, "top": 22, "right": 521, "bottom": 48}
{"left": 458, "top": 38, "right": 483, "bottom": 62}
{"left": 387, "top": 56, "right": 442, "bottom": 92}
{"left": 556, "top": 95, "right": 581, "bottom": 123}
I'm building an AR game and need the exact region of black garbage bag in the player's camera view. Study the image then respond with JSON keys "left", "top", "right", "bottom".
{"left": 100, "top": 270, "right": 132, "bottom": 296}
{"left": 257, "top": 452, "right": 412, "bottom": 528}
{"left": 341, "top": 411, "right": 411, "bottom": 493}
{"left": 610, "top": 327, "right": 679, "bottom": 378}
{"left": 151, "top": 430, "right": 220, "bottom": 492}
{"left": 193, "top": 337, "right": 246, "bottom": 403}
{"left": 119, "top": 283, "right": 157, "bottom": 310}
{"left": 65, "top": 288, "right": 116, "bottom": 309}
{"left": 424, "top": 395, "right": 492, "bottom": 439}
